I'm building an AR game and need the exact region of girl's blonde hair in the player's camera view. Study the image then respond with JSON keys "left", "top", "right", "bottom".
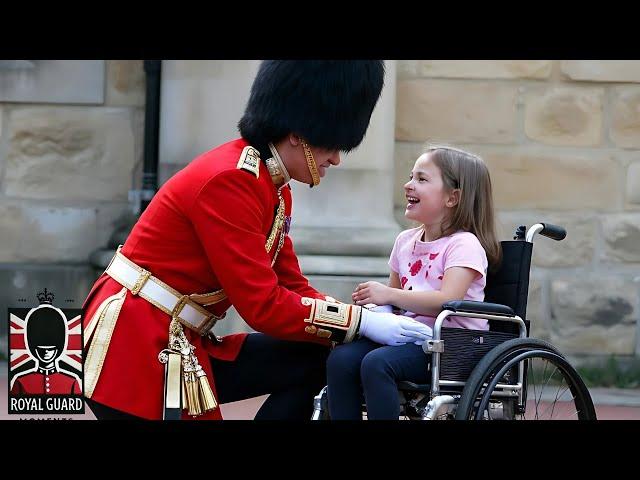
{"left": 424, "top": 144, "right": 502, "bottom": 269}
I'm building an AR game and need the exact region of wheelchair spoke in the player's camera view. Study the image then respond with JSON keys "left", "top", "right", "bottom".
{"left": 537, "top": 361, "right": 561, "bottom": 418}
{"left": 523, "top": 355, "right": 567, "bottom": 419}
{"left": 537, "top": 386, "right": 573, "bottom": 419}
{"left": 548, "top": 385, "right": 565, "bottom": 419}
{"left": 536, "top": 360, "right": 556, "bottom": 404}
{"left": 459, "top": 345, "right": 596, "bottom": 421}
{"left": 527, "top": 362, "right": 583, "bottom": 419}
{"left": 531, "top": 360, "right": 539, "bottom": 418}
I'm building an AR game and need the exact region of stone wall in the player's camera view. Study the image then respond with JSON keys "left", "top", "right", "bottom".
{"left": 396, "top": 61, "right": 640, "bottom": 361}
{"left": 0, "top": 60, "right": 144, "bottom": 264}
{"left": 0, "top": 61, "right": 144, "bottom": 356}
{"left": 2, "top": 60, "right": 639, "bottom": 365}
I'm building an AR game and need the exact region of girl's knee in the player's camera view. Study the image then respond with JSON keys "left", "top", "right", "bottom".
{"left": 360, "top": 349, "right": 394, "bottom": 381}
{"left": 327, "top": 344, "right": 363, "bottom": 377}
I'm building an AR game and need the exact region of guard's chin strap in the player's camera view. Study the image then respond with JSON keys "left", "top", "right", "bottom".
{"left": 300, "top": 139, "right": 320, "bottom": 188}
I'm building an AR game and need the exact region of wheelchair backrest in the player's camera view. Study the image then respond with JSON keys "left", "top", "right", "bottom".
{"left": 484, "top": 240, "right": 533, "bottom": 335}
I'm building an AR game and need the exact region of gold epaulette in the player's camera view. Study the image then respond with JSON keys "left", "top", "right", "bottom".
{"left": 236, "top": 146, "right": 261, "bottom": 178}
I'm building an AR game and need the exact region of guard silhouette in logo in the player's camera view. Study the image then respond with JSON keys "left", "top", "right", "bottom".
{"left": 9, "top": 289, "right": 82, "bottom": 395}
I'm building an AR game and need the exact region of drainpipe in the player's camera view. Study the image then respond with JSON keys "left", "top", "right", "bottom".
{"left": 89, "top": 60, "right": 162, "bottom": 273}
{"left": 140, "top": 60, "right": 161, "bottom": 213}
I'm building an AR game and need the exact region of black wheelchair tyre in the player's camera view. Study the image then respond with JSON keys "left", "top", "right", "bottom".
{"left": 474, "top": 349, "right": 595, "bottom": 420}
{"left": 455, "top": 338, "right": 596, "bottom": 420}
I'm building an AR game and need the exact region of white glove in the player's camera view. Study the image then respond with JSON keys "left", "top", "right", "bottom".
{"left": 366, "top": 304, "right": 394, "bottom": 313}
{"left": 359, "top": 309, "right": 433, "bottom": 346}
{"left": 412, "top": 328, "right": 434, "bottom": 346}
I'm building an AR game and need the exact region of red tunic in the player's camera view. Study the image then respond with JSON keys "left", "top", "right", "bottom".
{"left": 11, "top": 369, "right": 81, "bottom": 395}
{"left": 82, "top": 138, "right": 330, "bottom": 420}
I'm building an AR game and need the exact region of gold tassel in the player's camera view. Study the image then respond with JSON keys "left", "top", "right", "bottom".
{"left": 184, "top": 371, "right": 202, "bottom": 417}
{"left": 163, "top": 318, "right": 218, "bottom": 418}
{"left": 197, "top": 368, "right": 218, "bottom": 412}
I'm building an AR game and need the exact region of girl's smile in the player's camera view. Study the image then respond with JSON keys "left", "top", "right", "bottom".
{"left": 404, "top": 153, "right": 449, "bottom": 224}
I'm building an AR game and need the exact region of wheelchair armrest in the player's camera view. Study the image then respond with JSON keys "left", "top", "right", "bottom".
{"left": 441, "top": 300, "right": 515, "bottom": 317}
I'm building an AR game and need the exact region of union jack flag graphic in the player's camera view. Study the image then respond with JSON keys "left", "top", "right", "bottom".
{"left": 9, "top": 307, "right": 83, "bottom": 390}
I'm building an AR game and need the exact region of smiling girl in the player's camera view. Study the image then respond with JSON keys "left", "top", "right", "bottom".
{"left": 326, "top": 145, "right": 501, "bottom": 420}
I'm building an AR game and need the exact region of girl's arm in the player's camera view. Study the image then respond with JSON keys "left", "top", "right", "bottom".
{"left": 388, "top": 270, "right": 401, "bottom": 289}
{"left": 354, "top": 267, "right": 479, "bottom": 317}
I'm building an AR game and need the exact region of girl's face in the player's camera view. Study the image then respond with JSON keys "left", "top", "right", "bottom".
{"left": 404, "top": 153, "right": 455, "bottom": 227}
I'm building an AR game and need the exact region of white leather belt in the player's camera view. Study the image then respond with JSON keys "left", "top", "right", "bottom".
{"left": 105, "top": 247, "right": 225, "bottom": 336}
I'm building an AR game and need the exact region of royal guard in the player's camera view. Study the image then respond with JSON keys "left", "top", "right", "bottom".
{"left": 82, "top": 60, "right": 429, "bottom": 420}
{"left": 11, "top": 292, "right": 81, "bottom": 396}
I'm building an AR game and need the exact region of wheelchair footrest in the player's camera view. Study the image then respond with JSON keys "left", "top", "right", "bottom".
{"left": 398, "top": 381, "right": 431, "bottom": 392}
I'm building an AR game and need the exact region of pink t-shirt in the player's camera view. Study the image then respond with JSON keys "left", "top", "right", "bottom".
{"left": 388, "top": 227, "right": 489, "bottom": 330}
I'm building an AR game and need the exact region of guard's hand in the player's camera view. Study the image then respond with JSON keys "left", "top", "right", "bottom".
{"left": 359, "top": 309, "right": 433, "bottom": 346}
{"left": 353, "top": 281, "right": 392, "bottom": 306}
{"left": 367, "top": 304, "right": 394, "bottom": 313}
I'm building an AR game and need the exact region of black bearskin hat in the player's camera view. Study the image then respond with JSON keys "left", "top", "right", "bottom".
{"left": 238, "top": 60, "right": 385, "bottom": 153}
{"left": 26, "top": 306, "right": 67, "bottom": 358}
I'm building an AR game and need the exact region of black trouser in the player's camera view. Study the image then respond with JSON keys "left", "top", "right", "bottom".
{"left": 211, "top": 332, "right": 329, "bottom": 419}
{"left": 86, "top": 397, "right": 141, "bottom": 420}
{"left": 87, "top": 333, "right": 329, "bottom": 420}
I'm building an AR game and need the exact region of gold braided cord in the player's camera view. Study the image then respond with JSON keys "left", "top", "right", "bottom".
{"left": 301, "top": 139, "right": 320, "bottom": 187}
{"left": 264, "top": 189, "right": 287, "bottom": 266}
{"left": 271, "top": 209, "right": 286, "bottom": 267}
{"left": 265, "top": 190, "right": 285, "bottom": 253}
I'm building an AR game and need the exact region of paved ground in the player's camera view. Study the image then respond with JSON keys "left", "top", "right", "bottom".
{"left": 1, "top": 376, "right": 639, "bottom": 420}
{"left": 2, "top": 361, "right": 638, "bottom": 420}
{"left": 581, "top": 388, "right": 640, "bottom": 420}
{"left": 218, "top": 390, "right": 640, "bottom": 420}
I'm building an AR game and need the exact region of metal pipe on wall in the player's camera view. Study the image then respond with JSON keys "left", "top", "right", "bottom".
{"left": 140, "top": 60, "right": 162, "bottom": 213}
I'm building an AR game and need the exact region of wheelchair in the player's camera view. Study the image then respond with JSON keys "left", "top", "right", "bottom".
{"left": 311, "top": 223, "right": 597, "bottom": 420}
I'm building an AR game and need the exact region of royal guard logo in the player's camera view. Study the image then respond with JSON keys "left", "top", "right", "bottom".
{"left": 8, "top": 288, "right": 84, "bottom": 415}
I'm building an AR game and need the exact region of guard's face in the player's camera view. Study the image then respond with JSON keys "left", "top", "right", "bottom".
{"left": 311, "top": 146, "right": 341, "bottom": 179}
{"left": 35, "top": 346, "right": 58, "bottom": 363}
{"left": 284, "top": 135, "right": 341, "bottom": 185}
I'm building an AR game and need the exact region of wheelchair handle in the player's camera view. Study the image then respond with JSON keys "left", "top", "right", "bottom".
{"left": 526, "top": 223, "right": 566, "bottom": 242}
{"left": 540, "top": 223, "right": 567, "bottom": 241}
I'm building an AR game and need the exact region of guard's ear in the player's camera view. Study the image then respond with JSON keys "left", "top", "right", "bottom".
{"left": 289, "top": 133, "right": 301, "bottom": 147}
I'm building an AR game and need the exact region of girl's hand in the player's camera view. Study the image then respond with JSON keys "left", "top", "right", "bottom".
{"left": 352, "top": 281, "right": 392, "bottom": 306}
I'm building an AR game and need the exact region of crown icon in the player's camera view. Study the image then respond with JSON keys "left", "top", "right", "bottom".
{"left": 36, "top": 288, "right": 55, "bottom": 304}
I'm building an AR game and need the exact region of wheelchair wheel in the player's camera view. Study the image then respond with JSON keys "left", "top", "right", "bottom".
{"left": 456, "top": 338, "right": 596, "bottom": 420}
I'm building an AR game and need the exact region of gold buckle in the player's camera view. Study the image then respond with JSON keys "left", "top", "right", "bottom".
{"left": 171, "top": 294, "right": 189, "bottom": 320}
{"left": 131, "top": 268, "right": 151, "bottom": 296}
{"left": 197, "top": 314, "right": 223, "bottom": 336}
